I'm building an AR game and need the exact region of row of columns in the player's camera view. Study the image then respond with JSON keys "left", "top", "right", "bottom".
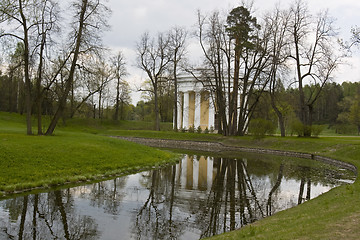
{"left": 175, "top": 91, "right": 215, "bottom": 130}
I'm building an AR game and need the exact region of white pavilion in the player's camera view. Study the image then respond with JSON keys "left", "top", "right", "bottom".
{"left": 174, "top": 75, "right": 216, "bottom": 131}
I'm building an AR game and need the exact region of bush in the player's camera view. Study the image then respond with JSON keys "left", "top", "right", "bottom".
{"left": 311, "top": 125, "right": 324, "bottom": 137}
{"left": 209, "top": 126, "right": 215, "bottom": 133}
{"left": 188, "top": 126, "right": 194, "bottom": 133}
{"left": 249, "top": 118, "right": 276, "bottom": 139}
{"left": 290, "top": 119, "right": 325, "bottom": 137}
{"left": 196, "top": 126, "right": 202, "bottom": 133}
{"left": 334, "top": 124, "right": 358, "bottom": 135}
{"left": 290, "top": 119, "right": 304, "bottom": 136}
{"left": 204, "top": 127, "right": 209, "bottom": 134}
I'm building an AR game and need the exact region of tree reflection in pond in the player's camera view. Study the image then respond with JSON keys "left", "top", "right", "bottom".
{"left": 0, "top": 191, "right": 98, "bottom": 239}
{"left": 0, "top": 153, "right": 355, "bottom": 240}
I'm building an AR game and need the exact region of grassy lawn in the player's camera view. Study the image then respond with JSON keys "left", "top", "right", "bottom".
{"left": 0, "top": 113, "right": 178, "bottom": 195}
{"left": 1, "top": 112, "right": 360, "bottom": 239}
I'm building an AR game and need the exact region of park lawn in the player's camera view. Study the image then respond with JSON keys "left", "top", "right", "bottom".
{"left": 0, "top": 114, "right": 178, "bottom": 195}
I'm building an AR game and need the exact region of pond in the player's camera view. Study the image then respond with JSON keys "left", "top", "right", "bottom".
{"left": 0, "top": 151, "right": 356, "bottom": 240}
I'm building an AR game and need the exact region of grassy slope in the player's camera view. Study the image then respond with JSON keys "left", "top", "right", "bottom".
{"left": 0, "top": 113, "right": 177, "bottom": 195}
{"left": 104, "top": 130, "right": 360, "bottom": 240}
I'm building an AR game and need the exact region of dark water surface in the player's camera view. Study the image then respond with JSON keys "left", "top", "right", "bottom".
{"left": 0, "top": 152, "right": 355, "bottom": 240}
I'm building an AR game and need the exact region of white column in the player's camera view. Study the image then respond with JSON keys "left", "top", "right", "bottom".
{"left": 225, "top": 92, "right": 229, "bottom": 124}
{"left": 183, "top": 91, "right": 189, "bottom": 129}
{"left": 209, "top": 94, "right": 215, "bottom": 129}
{"left": 207, "top": 157, "right": 213, "bottom": 190}
{"left": 194, "top": 91, "right": 201, "bottom": 129}
{"left": 193, "top": 156, "right": 199, "bottom": 190}
{"left": 180, "top": 155, "right": 187, "bottom": 188}
{"left": 238, "top": 92, "right": 241, "bottom": 126}
{"left": 177, "top": 92, "right": 182, "bottom": 130}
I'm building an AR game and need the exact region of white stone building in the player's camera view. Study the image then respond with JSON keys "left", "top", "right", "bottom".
{"left": 174, "top": 75, "right": 216, "bottom": 131}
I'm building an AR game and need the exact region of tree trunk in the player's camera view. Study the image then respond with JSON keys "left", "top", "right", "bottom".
{"left": 270, "top": 95, "right": 286, "bottom": 137}
{"left": 19, "top": 0, "right": 32, "bottom": 135}
{"left": 98, "top": 89, "right": 102, "bottom": 119}
{"left": 154, "top": 87, "right": 160, "bottom": 131}
{"left": 114, "top": 78, "right": 120, "bottom": 121}
{"left": 173, "top": 62, "right": 178, "bottom": 131}
{"left": 230, "top": 45, "right": 240, "bottom": 136}
{"left": 36, "top": 32, "right": 46, "bottom": 135}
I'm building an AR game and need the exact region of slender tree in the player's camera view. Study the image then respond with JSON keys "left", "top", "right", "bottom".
{"left": 0, "top": 0, "right": 36, "bottom": 135}
{"left": 168, "top": 27, "right": 187, "bottom": 130}
{"left": 225, "top": 6, "right": 260, "bottom": 135}
{"left": 194, "top": 10, "right": 230, "bottom": 135}
{"left": 34, "top": 0, "right": 59, "bottom": 135}
{"left": 136, "top": 32, "right": 171, "bottom": 131}
{"left": 288, "top": 0, "right": 342, "bottom": 136}
{"left": 111, "top": 51, "right": 128, "bottom": 121}
{"left": 264, "top": 6, "right": 291, "bottom": 137}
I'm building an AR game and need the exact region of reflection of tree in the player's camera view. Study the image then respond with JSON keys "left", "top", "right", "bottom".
{"left": 87, "top": 177, "right": 127, "bottom": 215}
{"left": 298, "top": 167, "right": 311, "bottom": 205}
{"left": 133, "top": 167, "right": 186, "bottom": 240}
{"left": 0, "top": 190, "right": 99, "bottom": 239}
{"left": 267, "top": 164, "right": 284, "bottom": 216}
{"left": 196, "top": 158, "right": 265, "bottom": 238}
{"left": 18, "top": 195, "right": 28, "bottom": 240}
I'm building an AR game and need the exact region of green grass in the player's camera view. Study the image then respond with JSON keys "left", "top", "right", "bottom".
{"left": 0, "top": 112, "right": 178, "bottom": 195}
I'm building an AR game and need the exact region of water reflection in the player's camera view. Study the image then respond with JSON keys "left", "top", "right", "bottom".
{"left": 0, "top": 153, "right": 355, "bottom": 240}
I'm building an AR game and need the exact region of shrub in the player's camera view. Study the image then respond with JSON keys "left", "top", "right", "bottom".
{"left": 188, "top": 126, "right": 194, "bottom": 133}
{"left": 249, "top": 118, "right": 276, "bottom": 139}
{"left": 196, "top": 126, "right": 202, "bottom": 133}
{"left": 204, "top": 127, "right": 209, "bottom": 134}
{"left": 334, "top": 124, "right": 358, "bottom": 135}
{"left": 290, "top": 119, "right": 304, "bottom": 136}
{"left": 209, "top": 126, "right": 215, "bottom": 133}
{"left": 311, "top": 125, "right": 324, "bottom": 137}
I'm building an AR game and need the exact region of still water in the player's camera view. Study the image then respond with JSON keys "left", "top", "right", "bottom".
{"left": 0, "top": 152, "right": 355, "bottom": 240}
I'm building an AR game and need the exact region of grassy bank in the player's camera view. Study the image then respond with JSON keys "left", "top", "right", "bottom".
{"left": 0, "top": 113, "right": 177, "bottom": 196}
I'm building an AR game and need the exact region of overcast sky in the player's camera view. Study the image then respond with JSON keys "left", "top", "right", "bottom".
{"left": 102, "top": 0, "right": 360, "bottom": 104}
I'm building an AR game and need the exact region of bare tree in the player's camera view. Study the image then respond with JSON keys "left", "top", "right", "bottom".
{"left": 136, "top": 32, "right": 171, "bottom": 131}
{"left": 34, "top": 0, "right": 59, "bottom": 135}
{"left": 45, "top": 0, "right": 110, "bottom": 135}
{"left": 288, "top": 0, "right": 342, "bottom": 136}
{"left": 168, "top": 27, "right": 187, "bottom": 130}
{"left": 194, "top": 10, "right": 230, "bottom": 135}
{"left": 264, "top": 6, "right": 291, "bottom": 137}
{"left": 0, "top": 0, "right": 39, "bottom": 135}
{"left": 111, "top": 51, "right": 128, "bottom": 121}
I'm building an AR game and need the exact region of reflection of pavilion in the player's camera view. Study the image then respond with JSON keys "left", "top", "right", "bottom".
{"left": 176, "top": 155, "right": 215, "bottom": 190}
